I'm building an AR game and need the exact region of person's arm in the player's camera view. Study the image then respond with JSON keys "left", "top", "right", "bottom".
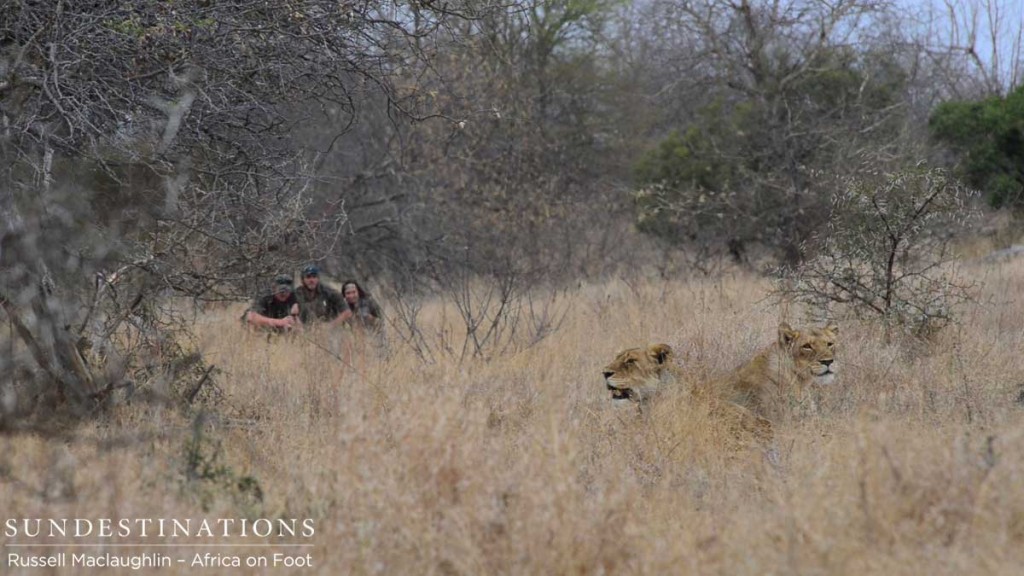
{"left": 245, "top": 295, "right": 299, "bottom": 330}
{"left": 331, "top": 307, "right": 354, "bottom": 327}
{"left": 245, "top": 310, "right": 296, "bottom": 330}
{"left": 325, "top": 290, "right": 352, "bottom": 327}
{"left": 295, "top": 297, "right": 309, "bottom": 324}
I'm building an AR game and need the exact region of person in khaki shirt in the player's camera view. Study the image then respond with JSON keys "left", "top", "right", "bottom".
{"left": 294, "top": 265, "right": 346, "bottom": 326}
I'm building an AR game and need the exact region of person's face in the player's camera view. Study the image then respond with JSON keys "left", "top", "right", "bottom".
{"left": 274, "top": 289, "right": 291, "bottom": 302}
{"left": 303, "top": 273, "right": 319, "bottom": 289}
{"left": 343, "top": 284, "right": 359, "bottom": 304}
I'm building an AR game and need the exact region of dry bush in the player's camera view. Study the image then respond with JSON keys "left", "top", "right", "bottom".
{"left": 780, "top": 167, "right": 979, "bottom": 339}
{"left": 381, "top": 261, "right": 569, "bottom": 364}
{"left": 3, "top": 263, "right": 1024, "bottom": 574}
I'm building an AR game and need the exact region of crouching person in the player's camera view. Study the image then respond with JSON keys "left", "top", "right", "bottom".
{"left": 295, "top": 265, "right": 346, "bottom": 327}
{"left": 338, "top": 279, "right": 388, "bottom": 361}
{"left": 340, "top": 280, "right": 383, "bottom": 332}
{"left": 243, "top": 275, "right": 301, "bottom": 333}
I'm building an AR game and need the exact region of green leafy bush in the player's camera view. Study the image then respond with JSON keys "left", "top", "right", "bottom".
{"left": 930, "top": 85, "right": 1024, "bottom": 209}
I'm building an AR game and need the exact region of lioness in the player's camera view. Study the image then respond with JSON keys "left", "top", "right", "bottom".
{"left": 602, "top": 343, "right": 772, "bottom": 440}
{"left": 718, "top": 322, "right": 838, "bottom": 419}
{"left": 602, "top": 343, "right": 677, "bottom": 404}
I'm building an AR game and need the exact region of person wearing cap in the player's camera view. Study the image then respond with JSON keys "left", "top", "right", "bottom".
{"left": 243, "top": 275, "right": 301, "bottom": 332}
{"left": 294, "top": 264, "right": 346, "bottom": 325}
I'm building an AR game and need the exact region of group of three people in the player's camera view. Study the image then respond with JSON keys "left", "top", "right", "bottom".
{"left": 244, "top": 265, "right": 382, "bottom": 333}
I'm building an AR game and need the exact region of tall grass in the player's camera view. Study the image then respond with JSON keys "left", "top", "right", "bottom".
{"left": 3, "top": 260, "right": 1024, "bottom": 574}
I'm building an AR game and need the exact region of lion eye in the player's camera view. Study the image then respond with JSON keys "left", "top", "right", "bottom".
{"left": 624, "top": 359, "right": 636, "bottom": 366}
{"left": 827, "top": 342, "right": 834, "bottom": 348}
{"left": 801, "top": 344, "right": 813, "bottom": 351}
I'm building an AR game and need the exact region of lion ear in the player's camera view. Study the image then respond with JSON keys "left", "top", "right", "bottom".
{"left": 778, "top": 322, "right": 799, "bottom": 347}
{"left": 824, "top": 321, "right": 839, "bottom": 335}
{"left": 647, "top": 343, "right": 673, "bottom": 365}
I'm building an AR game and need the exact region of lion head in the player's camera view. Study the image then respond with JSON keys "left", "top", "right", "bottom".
{"left": 717, "top": 321, "right": 840, "bottom": 420}
{"left": 778, "top": 321, "right": 838, "bottom": 385}
{"left": 602, "top": 343, "right": 677, "bottom": 403}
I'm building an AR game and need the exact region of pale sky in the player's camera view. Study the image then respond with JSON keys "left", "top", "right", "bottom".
{"left": 900, "top": 0, "right": 1023, "bottom": 91}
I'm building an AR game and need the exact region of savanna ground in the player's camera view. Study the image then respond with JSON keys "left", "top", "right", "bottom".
{"left": 3, "top": 257, "right": 1024, "bottom": 575}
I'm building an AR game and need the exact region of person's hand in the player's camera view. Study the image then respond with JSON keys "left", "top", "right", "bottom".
{"left": 338, "top": 309, "right": 354, "bottom": 323}
{"left": 277, "top": 316, "right": 296, "bottom": 330}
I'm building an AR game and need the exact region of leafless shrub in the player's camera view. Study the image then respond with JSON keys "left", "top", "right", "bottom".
{"left": 381, "top": 286, "right": 436, "bottom": 365}
{"left": 384, "top": 256, "right": 569, "bottom": 364}
{"left": 778, "top": 167, "right": 978, "bottom": 338}
{"left": 439, "top": 257, "right": 569, "bottom": 362}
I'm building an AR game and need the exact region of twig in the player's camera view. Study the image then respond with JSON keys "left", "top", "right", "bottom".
{"left": 187, "top": 364, "right": 217, "bottom": 405}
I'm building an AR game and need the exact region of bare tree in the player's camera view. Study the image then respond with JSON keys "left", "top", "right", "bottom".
{"left": 906, "top": 0, "right": 1023, "bottom": 98}
{"left": 344, "top": 0, "right": 636, "bottom": 280}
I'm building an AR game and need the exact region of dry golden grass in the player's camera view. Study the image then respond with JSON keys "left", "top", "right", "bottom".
{"left": 4, "top": 259, "right": 1024, "bottom": 575}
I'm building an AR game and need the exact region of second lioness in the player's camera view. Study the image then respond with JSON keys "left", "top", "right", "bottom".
{"left": 717, "top": 321, "right": 838, "bottom": 419}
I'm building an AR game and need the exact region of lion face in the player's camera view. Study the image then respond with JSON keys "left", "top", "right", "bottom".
{"left": 602, "top": 343, "right": 676, "bottom": 403}
{"left": 779, "top": 322, "right": 838, "bottom": 385}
